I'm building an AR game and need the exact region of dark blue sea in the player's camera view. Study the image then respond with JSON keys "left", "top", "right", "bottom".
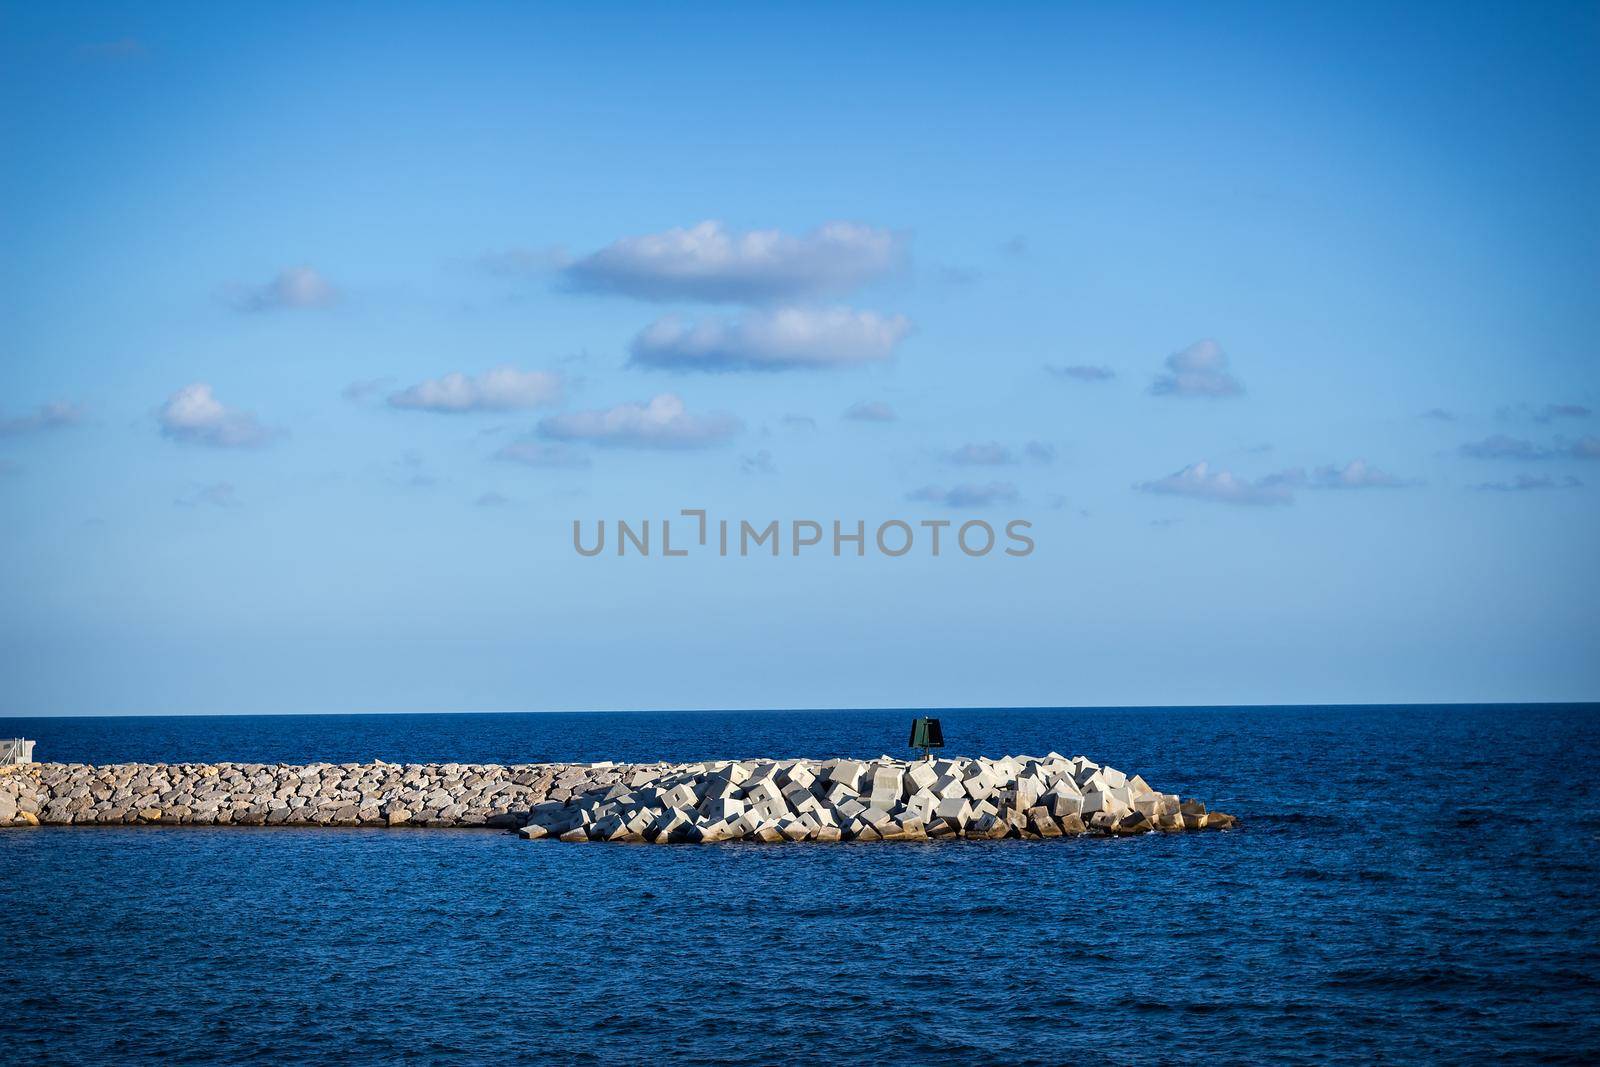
{"left": 3, "top": 705, "right": 1598, "bottom": 1064}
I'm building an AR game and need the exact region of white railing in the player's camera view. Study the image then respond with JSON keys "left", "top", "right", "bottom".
{"left": 0, "top": 739, "right": 33, "bottom": 766}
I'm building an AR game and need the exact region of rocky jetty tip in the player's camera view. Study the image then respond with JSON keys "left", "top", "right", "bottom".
{"left": 1, "top": 753, "right": 1236, "bottom": 841}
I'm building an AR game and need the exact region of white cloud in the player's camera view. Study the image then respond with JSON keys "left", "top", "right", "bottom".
{"left": 0, "top": 401, "right": 82, "bottom": 436}
{"left": 493, "top": 440, "right": 592, "bottom": 468}
{"left": 231, "top": 266, "right": 337, "bottom": 312}
{"left": 1458, "top": 434, "right": 1599, "bottom": 461}
{"left": 1149, "top": 339, "right": 1244, "bottom": 397}
{"left": 1309, "top": 459, "right": 1419, "bottom": 489}
{"left": 1047, "top": 364, "right": 1115, "bottom": 383}
{"left": 843, "top": 400, "right": 896, "bottom": 422}
{"left": 1496, "top": 402, "right": 1592, "bottom": 423}
{"left": 945, "top": 441, "right": 1053, "bottom": 465}
{"left": 630, "top": 307, "right": 911, "bottom": 371}
{"left": 1135, "top": 461, "right": 1299, "bottom": 505}
{"left": 388, "top": 367, "right": 564, "bottom": 413}
{"left": 1473, "top": 474, "right": 1583, "bottom": 492}
{"left": 564, "top": 220, "right": 904, "bottom": 303}
{"left": 908, "top": 482, "right": 1019, "bottom": 508}
{"left": 157, "top": 384, "right": 277, "bottom": 448}
{"left": 539, "top": 393, "right": 741, "bottom": 449}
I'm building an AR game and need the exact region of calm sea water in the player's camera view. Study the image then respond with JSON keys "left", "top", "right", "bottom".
{"left": 3, "top": 705, "right": 1598, "bottom": 1064}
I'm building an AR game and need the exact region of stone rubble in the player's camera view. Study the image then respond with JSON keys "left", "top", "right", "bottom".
{"left": 0, "top": 753, "right": 1237, "bottom": 841}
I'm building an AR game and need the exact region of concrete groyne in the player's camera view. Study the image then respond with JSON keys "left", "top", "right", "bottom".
{"left": 0, "top": 753, "right": 1237, "bottom": 841}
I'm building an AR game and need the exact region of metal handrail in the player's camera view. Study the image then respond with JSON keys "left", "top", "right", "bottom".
{"left": 0, "top": 739, "right": 27, "bottom": 766}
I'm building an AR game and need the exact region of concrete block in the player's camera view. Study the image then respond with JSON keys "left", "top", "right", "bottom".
{"left": 1100, "top": 767, "right": 1128, "bottom": 789}
{"left": 1048, "top": 793, "right": 1082, "bottom": 819}
{"left": 870, "top": 766, "right": 903, "bottom": 807}
{"left": 828, "top": 760, "right": 867, "bottom": 791}
{"left": 658, "top": 783, "right": 699, "bottom": 809}
{"left": 822, "top": 781, "right": 859, "bottom": 806}
{"left": 699, "top": 796, "right": 746, "bottom": 822}
{"left": 904, "top": 792, "right": 936, "bottom": 822}
{"left": 1027, "top": 806, "right": 1061, "bottom": 837}
{"left": 781, "top": 762, "right": 816, "bottom": 790}
{"left": 933, "top": 797, "right": 972, "bottom": 825}
{"left": 744, "top": 779, "right": 784, "bottom": 807}
{"left": 517, "top": 823, "right": 549, "bottom": 840}
{"left": 860, "top": 805, "right": 893, "bottom": 828}
{"left": 751, "top": 797, "right": 789, "bottom": 822}
{"left": 905, "top": 762, "right": 938, "bottom": 792}
{"left": 836, "top": 796, "right": 867, "bottom": 820}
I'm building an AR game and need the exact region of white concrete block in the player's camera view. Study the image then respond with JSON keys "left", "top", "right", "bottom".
{"left": 781, "top": 762, "right": 816, "bottom": 790}
{"left": 828, "top": 760, "right": 867, "bottom": 791}
{"left": 699, "top": 796, "right": 745, "bottom": 822}
{"left": 860, "top": 805, "right": 893, "bottom": 828}
{"left": 905, "top": 762, "right": 938, "bottom": 792}
{"left": 744, "top": 779, "right": 784, "bottom": 806}
{"left": 822, "top": 781, "right": 858, "bottom": 806}
{"left": 870, "top": 766, "right": 903, "bottom": 807}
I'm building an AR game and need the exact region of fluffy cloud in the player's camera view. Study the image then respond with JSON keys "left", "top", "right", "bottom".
{"left": 843, "top": 400, "right": 896, "bottom": 422}
{"left": 908, "top": 483, "right": 1019, "bottom": 508}
{"left": 1149, "top": 339, "right": 1244, "bottom": 397}
{"left": 0, "top": 402, "right": 82, "bottom": 436}
{"left": 388, "top": 367, "right": 563, "bottom": 413}
{"left": 492, "top": 440, "right": 592, "bottom": 468}
{"left": 1473, "top": 474, "right": 1583, "bottom": 492}
{"left": 231, "top": 267, "right": 337, "bottom": 312}
{"left": 629, "top": 307, "right": 911, "bottom": 371}
{"left": 1047, "top": 364, "right": 1115, "bottom": 383}
{"left": 157, "top": 384, "right": 277, "bottom": 448}
{"left": 1308, "top": 459, "right": 1419, "bottom": 489}
{"left": 1135, "top": 462, "right": 1299, "bottom": 505}
{"left": 564, "top": 220, "right": 903, "bottom": 303}
{"left": 538, "top": 393, "right": 740, "bottom": 449}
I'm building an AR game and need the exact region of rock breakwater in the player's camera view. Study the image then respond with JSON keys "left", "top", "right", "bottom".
{"left": 0, "top": 753, "right": 1237, "bottom": 841}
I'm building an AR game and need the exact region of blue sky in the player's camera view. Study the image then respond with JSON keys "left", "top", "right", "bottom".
{"left": 2, "top": 2, "right": 1597, "bottom": 714}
